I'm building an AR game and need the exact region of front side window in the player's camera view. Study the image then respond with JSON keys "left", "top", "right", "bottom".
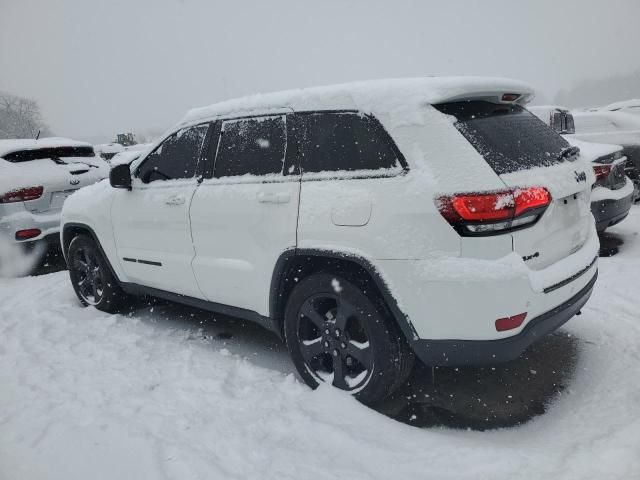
{"left": 137, "top": 124, "right": 208, "bottom": 183}
{"left": 214, "top": 116, "right": 286, "bottom": 178}
{"left": 295, "top": 112, "right": 400, "bottom": 174}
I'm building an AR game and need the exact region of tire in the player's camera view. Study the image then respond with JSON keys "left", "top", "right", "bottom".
{"left": 67, "top": 234, "right": 134, "bottom": 313}
{"left": 284, "top": 272, "right": 414, "bottom": 405}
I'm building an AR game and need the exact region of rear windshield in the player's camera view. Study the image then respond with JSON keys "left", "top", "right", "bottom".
{"left": 2, "top": 146, "right": 95, "bottom": 163}
{"left": 434, "top": 101, "right": 570, "bottom": 175}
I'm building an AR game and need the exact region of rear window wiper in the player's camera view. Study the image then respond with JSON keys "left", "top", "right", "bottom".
{"left": 559, "top": 145, "right": 580, "bottom": 161}
{"left": 51, "top": 156, "right": 99, "bottom": 168}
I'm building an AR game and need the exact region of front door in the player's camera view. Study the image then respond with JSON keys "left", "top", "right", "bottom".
{"left": 111, "top": 124, "right": 209, "bottom": 297}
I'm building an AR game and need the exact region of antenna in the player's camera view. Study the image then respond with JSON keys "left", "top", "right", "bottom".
{"left": 35, "top": 129, "right": 41, "bottom": 140}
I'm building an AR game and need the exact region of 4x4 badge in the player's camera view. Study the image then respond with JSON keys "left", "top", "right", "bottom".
{"left": 574, "top": 171, "right": 586, "bottom": 183}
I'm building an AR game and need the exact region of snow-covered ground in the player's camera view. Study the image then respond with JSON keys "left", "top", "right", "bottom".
{"left": 2, "top": 210, "right": 640, "bottom": 480}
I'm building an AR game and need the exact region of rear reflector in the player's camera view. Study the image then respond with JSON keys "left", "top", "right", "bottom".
{"left": 1, "top": 186, "right": 44, "bottom": 203}
{"left": 436, "top": 187, "right": 551, "bottom": 236}
{"left": 495, "top": 313, "right": 527, "bottom": 332}
{"left": 593, "top": 164, "right": 611, "bottom": 181}
{"left": 15, "top": 228, "right": 42, "bottom": 240}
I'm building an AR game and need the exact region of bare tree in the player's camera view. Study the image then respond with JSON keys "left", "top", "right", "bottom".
{"left": 0, "top": 92, "right": 51, "bottom": 139}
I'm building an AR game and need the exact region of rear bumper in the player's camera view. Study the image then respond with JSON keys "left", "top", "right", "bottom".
{"left": 591, "top": 192, "right": 633, "bottom": 232}
{"left": 411, "top": 271, "right": 597, "bottom": 366}
{"left": 0, "top": 207, "right": 61, "bottom": 244}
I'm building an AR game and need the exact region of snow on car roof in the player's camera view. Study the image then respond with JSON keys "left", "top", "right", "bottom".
{"left": 181, "top": 76, "right": 535, "bottom": 124}
{"left": 565, "top": 138, "right": 622, "bottom": 161}
{"left": 0, "top": 137, "right": 93, "bottom": 158}
{"left": 598, "top": 99, "right": 640, "bottom": 112}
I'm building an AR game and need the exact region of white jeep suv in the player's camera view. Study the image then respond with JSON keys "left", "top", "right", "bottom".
{"left": 61, "top": 78, "right": 599, "bottom": 404}
{"left": 1, "top": 138, "right": 108, "bottom": 247}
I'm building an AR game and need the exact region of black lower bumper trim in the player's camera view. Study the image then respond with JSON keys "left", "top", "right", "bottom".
{"left": 592, "top": 193, "right": 633, "bottom": 232}
{"left": 411, "top": 270, "right": 598, "bottom": 367}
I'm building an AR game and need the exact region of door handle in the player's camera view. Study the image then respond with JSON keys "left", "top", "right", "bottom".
{"left": 165, "top": 194, "right": 186, "bottom": 206}
{"left": 257, "top": 192, "right": 291, "bottom": 204}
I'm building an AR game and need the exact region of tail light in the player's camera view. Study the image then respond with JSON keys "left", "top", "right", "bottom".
{"left": 436, "top": 186, "right": 551, "bottom": 236}
{"left": 1, "top": 186, "right": 44, "bottom": 203}
{"left": 501, "top": 93, "right": 521, "bottom": 102}
{"left": 593, "top": 164, "right": 612, "bottom": 181}
{"left": 15, "top": 228, "right": 42, "bottom": 240}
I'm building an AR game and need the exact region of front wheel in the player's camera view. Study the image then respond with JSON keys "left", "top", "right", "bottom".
{"left": 67, "top": 234, "right": 133, "bottom": 313}
{"left": 284, "top": 272, "right": 413, "bottom": 405}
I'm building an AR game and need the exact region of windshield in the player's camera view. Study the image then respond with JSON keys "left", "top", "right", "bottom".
{"left": 435, "top": 101, "right": 570, "bottom": 175}
{"left": 2, "top": 146, "right": 96, "bottom": 163}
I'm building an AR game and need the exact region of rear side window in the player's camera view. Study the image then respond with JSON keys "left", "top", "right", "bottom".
{"left": 295, "top": 112, "right": 400, "bottom": 173}
{"left": 137, "top": 124, "right": 208, "bottom": 183}
{"left": 435, "top": 101, "right": 570, "bottom": 175}
{"left": 214, "top": 116, "right": 286, "bottom": 178}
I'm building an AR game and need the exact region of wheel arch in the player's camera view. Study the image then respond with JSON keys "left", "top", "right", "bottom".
{"left": 269, "top": 248, "right": 419, "bottom": 343}
{"left": 62, "top": 223, "right": 122, "bottom": 283}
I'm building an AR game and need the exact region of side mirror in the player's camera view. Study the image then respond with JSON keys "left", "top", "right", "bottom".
{"left": 110, "top": 163, "right": 132, "bottom": 190}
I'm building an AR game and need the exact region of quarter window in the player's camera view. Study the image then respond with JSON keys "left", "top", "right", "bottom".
{"left": 296, "top": 112, "right": 399, "bottom": 173}
{"left": 137, "top": 124, "right": 208, "bottom": 183}
{"left": 214, "top": 116, "right": 287, "bottom": 178}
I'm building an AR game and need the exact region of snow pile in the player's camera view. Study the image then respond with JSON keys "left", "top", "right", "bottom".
{"left": 597, "top": 99, "right": 640, "bottom": 113}
{"left": 0, "top": 235, "right": 45, "bottom": 277}
{"left": 2, "top": 211, "right": 640, "bottom": 479}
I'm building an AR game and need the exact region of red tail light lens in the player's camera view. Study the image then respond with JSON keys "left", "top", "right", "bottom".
{"left": 15, "top": 228, "right": 42, "bottom": 240}
{"left": 436, "top": 187, "right": 551, "bottom": 236}
{"left": 449, "top": 192, "right": 514, "bottom": 221}
{"left": 1, "top": 186, "right": 44, "bottom": 203}
{"left": 593, "top": 164, "right": 611, "bottom": 181}
{"left": 513, "top": 187, "right": 551, "bottom": 216}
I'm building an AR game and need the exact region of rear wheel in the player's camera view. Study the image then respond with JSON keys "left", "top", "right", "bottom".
{"left": 67, "top": 234, "right": 133, "bottom": 313}
{"left": 284, "top": 272, "right": 413, "bottom": 405}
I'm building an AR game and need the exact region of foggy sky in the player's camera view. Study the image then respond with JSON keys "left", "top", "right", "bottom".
{"left": 1, "top": 0, "right": 639, "bottom": 142}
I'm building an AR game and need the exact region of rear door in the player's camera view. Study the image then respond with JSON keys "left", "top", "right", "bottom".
{"left": 190, "top": 114, "right": 300, "bottom": 316}
{"left": 436, "top": 101, "right": 595, "bottom": 271}
{"left": 111, "top": 124, "right": 209, "bottom": 297}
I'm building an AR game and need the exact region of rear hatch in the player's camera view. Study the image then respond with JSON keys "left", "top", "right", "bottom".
{"left": 1, "top": 146, "right": 108, "bottom": 213}
{"left": 435, "top": 101, "right": 595, "bottom": 271}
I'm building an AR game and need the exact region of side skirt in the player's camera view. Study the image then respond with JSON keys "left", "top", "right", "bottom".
{"left": 120, "top": 282, "right": 282, "bottom": 338}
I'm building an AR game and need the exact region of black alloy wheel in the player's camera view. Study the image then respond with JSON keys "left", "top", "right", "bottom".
{"left": 67, "top": 234, "right": 133, "bottom": 313}
{"left": 70, "top": 244, "right": 105, "bottom": 305}
{"left": 284, "top": 272, "right": 414, "bottom": 404}
{"left": 297, "top": 293, "right": 374, "bottom": 391}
